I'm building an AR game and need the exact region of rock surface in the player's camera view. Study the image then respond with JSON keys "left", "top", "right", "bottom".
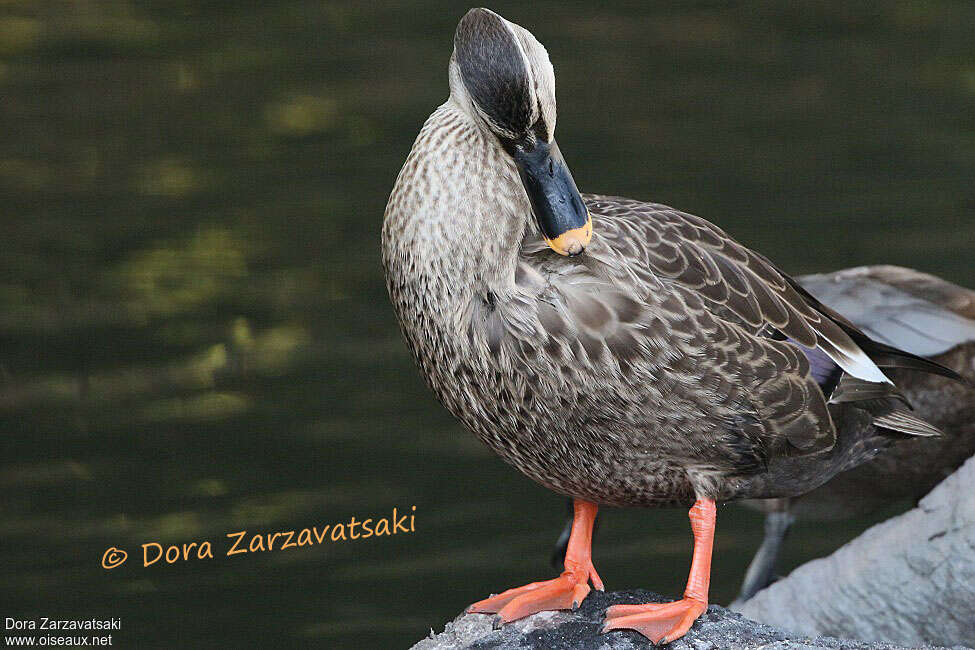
{"left": 734, "top": 456, "right": 975, "bottom": 647}
{"left": 411, "top": 589, "right": 965, "bottom": 649}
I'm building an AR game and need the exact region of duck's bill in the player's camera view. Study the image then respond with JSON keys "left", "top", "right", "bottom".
{"left": 512, "top": 139, "right": 592, "bottom": 256}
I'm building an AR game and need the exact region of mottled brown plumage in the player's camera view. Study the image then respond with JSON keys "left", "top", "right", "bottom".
{"left": 381, "top": 8, "right": 961, "bottom": 642}
{"left": 388, "top": 188, "right": 946, "bottom": 508}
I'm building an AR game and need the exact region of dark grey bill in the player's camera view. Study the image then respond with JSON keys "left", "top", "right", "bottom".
{"left": 512, "top": 138, "right": 591, "bottom": 255}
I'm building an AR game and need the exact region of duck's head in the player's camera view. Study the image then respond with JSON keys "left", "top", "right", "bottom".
{"left": 449, "top": 8, "right": 591, "bottom": 257}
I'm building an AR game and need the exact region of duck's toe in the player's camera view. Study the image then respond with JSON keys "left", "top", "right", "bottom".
{"left": 602, "top": 597, "right": 707, "bottom": 645}
{"left": 467, "top": 571, "right": 592, "bottom": 623}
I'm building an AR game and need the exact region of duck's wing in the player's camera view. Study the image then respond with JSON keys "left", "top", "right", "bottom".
{"left": 517, "top": 197, "right": 840, "bottom": 458}
{"left": 579, "top": 195, "right": 892, "bottom": 385}
{"left": 513, "top": 196, "right": 952, "bottom": 458}
{"left": 573, "top": 196, "right": 960, "bottom": 443}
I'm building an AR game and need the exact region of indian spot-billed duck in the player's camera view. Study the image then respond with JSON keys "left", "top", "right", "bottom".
{"left": 381, "top": 9, "right": 966, "bottom": 644}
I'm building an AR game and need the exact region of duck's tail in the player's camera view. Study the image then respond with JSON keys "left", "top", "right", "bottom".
{"left": 791, "top": 266, "right": 974, "bottom": 386}
{"left": 795, "top": 265, "right": 975, "bottom": 437}
{"left": 842, "top": 328, "right": 969, "bottom": 385}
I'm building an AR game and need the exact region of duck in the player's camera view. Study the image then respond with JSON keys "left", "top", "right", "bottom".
{"left": 381, "top": 8, "right": 965, "bottom": 644}
{"left": 733, "top": 265, "right": 975, "bottom": 604}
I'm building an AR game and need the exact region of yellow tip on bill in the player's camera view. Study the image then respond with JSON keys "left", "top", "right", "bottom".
{"left": 545, "top": 216, "right": 592, "bottom": 256}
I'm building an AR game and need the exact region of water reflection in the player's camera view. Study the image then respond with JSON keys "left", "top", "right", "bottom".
{"left": 1, "top": 1, "right": 972, "bottom": 647}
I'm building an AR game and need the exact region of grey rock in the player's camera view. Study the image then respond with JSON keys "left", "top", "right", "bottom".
{"left": 411, "top": 589, "right": 962, "bottom": 649}
{"left": 735, "top": 456, "right": 975, "bottom": 647}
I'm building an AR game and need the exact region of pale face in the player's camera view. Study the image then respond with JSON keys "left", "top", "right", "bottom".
{"left": 449, "top": 8, "right": 590, "bottom": 256}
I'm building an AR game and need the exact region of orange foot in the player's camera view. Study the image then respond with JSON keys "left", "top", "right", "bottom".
{"left": 602, "top": 499, "right": 717, "bottom": 645}
{"left": 468, "top": 500, "right": 603, "bottom": 624}
{"left": 467, "top": 564, "right": 603, "bottom": 622}
{"left": 602, "top": 597, "right": 707, "bottom": 644}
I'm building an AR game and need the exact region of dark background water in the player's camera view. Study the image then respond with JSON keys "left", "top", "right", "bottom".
{"left": 1, "top": 1, "right": 972, "bottom": 648}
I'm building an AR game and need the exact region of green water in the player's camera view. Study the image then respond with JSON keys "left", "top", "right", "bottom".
{"left": 1, "top": 1, "right": 972, "bottom": 648}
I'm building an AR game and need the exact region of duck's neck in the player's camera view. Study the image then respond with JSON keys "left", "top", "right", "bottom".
{"left": 382, "top": 101, "right": 529, "bottom": 320}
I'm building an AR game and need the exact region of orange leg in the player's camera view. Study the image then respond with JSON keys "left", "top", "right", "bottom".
{"left": 468, "top": 499, "right": 603, "bottom": 623}
{"left": 603, "top": 499, "right": 715, "bottom": 644}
